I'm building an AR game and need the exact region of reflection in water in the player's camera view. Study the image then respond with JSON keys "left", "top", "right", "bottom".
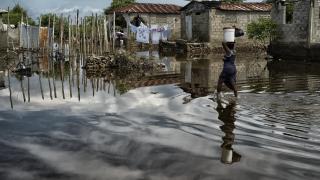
{"left": 1, "top": 52, "right": 181, "bottom": 108}
{"left": 216, "top": 100, "right": 241, "bottom": 164}
{"left": 0, "top": 52, "right": 320, "bottom": 180}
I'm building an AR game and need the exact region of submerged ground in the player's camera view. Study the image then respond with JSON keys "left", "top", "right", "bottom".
{"left": 0, "top": 52, "right": 319, "bottom": 180}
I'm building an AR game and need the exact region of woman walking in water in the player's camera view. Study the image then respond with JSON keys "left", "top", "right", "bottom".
{"left": 217, "top": 41, "right": 238, "bottom": 98}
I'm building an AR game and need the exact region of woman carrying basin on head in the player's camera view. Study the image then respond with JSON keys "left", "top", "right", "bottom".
{"left": 217, "top": 27, "right": 243, "bottom": 98}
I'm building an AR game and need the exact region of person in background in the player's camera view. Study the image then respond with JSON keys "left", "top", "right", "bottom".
{"left": 217, "top": 41, "right": 238, "bottom": 98}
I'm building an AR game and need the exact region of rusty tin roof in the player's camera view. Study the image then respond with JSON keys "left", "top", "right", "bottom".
{"left": 110, "top": 3, "right": 182, "bottom": 14}
{"left": 181, "top": 1, "right": 272, "bottom": 12}
{"left": 219, "top": 3, "right": 272, "bottom": 12}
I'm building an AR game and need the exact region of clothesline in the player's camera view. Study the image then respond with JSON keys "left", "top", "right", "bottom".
{"left": 122, "top": 14, "right": 172, "bottom": 44}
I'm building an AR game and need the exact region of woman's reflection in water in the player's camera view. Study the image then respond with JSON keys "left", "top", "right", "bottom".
{"left": 216, "top": 99, "right": 242, "bottom": 164}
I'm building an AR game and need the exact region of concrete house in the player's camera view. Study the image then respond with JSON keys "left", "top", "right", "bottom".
{"left": 180, "top": 1, "right": 272, "bottom": 48}
{"left": 108, "top": 3, "right": 182, "bottom": 40}
{"left": 269, "top": 0, "right": 320, "bottom": 61}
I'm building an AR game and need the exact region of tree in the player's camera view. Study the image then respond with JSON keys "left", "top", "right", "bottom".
{"left": 104, "top": 0, "right": 136, "bottom": 28}
{"left": 3, "top": 4, "right": 35, "bottom": 26}
{"left": 104, "top": 0, "right": 136, "bottom": 14}
{"left": 247, "top": 18, "right": 278, "bottom": 49}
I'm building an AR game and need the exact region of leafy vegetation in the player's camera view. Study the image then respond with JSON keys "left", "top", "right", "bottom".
{"left": 104, "top": 0, "right": 136, "bottom": 28}
{"left": 247, "top": 18, "right": 278, "bottom": 48}
{"left": 104, "top": 0, "right": 136, "bottom": 14}
{"left": 2, "top": 4, "right": 35, "bottom": 26}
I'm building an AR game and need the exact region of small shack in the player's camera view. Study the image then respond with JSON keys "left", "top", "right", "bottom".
{"left": 180, "top": 1, "right": 272, "bottom": 48}
{"left": 107, "top": 3, "right": 182, "bottom": 44}
{"left": 269, "top": 0, "right": 320, "bottom": 61}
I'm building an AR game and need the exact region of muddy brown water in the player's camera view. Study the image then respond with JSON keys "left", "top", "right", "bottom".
{"left": 0, "top": 52, "right": 320, "bottom": 180}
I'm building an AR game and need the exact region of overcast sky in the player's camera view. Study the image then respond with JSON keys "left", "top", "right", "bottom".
{"left": 0, "top": 0, "right": 262, "bottom": 19}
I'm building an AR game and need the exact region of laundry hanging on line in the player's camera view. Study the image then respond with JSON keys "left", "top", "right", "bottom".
{"left": 129, "top": 23, "right": 172, "bottom": 44}
{"left": 136, "top": 26, "right": 150, "bottom": 44}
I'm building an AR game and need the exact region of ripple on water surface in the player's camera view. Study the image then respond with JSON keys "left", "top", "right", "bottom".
{"left": 0, "top": 57, "right": 320, "bottom": 180}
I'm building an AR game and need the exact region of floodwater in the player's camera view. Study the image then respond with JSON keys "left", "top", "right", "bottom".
{"left": 0, "top": 51, "right": 320, "bottom": 180}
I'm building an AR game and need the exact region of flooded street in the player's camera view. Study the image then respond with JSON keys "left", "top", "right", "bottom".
{"left": 0, "top": 52, "right": 320, "bottom": 180}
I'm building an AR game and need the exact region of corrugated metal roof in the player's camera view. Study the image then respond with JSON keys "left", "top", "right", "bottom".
{"left": 181, "top": 1, "right": 272, "bottom": 12}
{"left": 218, "top": 3, "right": 272, "bottom": 12}
{"left": 110, "top": 3, "right": 181, "bottom": 14}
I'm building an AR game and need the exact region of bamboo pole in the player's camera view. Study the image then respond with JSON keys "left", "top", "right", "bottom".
{"left": 68, "top": 65, "right": 73, "bottom": 98}
{"left": 47, "top": 16, "right": 51, "bottom": 53}
{"left": 48, "top": 60, "right": 53, "bottom": 100}
{"left": 76, "top": 10, "right": 79, "bottom": 53}
{"left": 59, "top": 14, "right": 65, "bottom": 99}
{"left": 27, "top": 76, "right": 30, "bottom": 102}
{"left": 8, "top": 71, "right": 13, "bottom": 109}
{"left": 52, "top": 58, "right": 57, "bottom": 98}
{"left": 104, "top": 17, "right": 109, "bottom": 53}
{"left": 96, "top": 78, "right": 99, "bottom": 92}
{"left": 68, "top": 16, "right": 73, "bottom": 98}
{"left": 113, "top": 80, "right": 116, "bottom": 97}
{"left": 77, "top": 54, "right": 80, "bottom": 101}
{"left": 127, "top": 15, "right": 130, "bottom": 50}
{"left": 6, "top": 7, "right": 10, "bottom": 52}
{"left": 70, "top": 19, "right": 73, "bottom": 59}
{"left": 99, "top": 19, "right": 103, "bottom": 55}
{"left": 20, "top": 77, "right": 26, "bottom": 102}
{"left": 59, "top": 14, "right": 64, "bottom": 54}
{"left": 68, "top": 16, "right": 71, "bottom": 58}
{"left": 91, "top": 13, "right": 94, "bottom": 55}
{"left": 38, "top": 15, "right": 42, "bottom": 50}
{"left": 100, "top": 78, "right": 103, "bottom": 91}
{"left": 26, "top": 16, "right": 30, "bottom": 51}
{"left": 60, "top": 60, "right": 65, "bottom": 99}
{"left": 39, "top": 72, "right": 44, "bottom": 100}
{"left": 84, "top": 70, "right": 87, "bottom": 93}
{"left": 113, "top": 11, "right": 116, "bottom": 51}
{"left": 108, "top": 80, "right": 111, "bottom": 94}
{"left": 79, "top": 18, "right": 82, "bottom": 57}
{"left": 91, "top": 78, "right": 95, "bottom": 97}
{"left": 76, "top": 11, "right": 80, "bottom": 101}
{"left": 83, "top": 17, "right": 87, "bottom": 58}
{"left": 51, "top": 15, "right": 56, "bottom": 57}
{"left": 20, "top": 15, "right": 23, "bottom": 50}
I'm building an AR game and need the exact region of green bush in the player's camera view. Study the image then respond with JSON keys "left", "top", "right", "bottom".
{"left": 247, "top": 18, "right": 278, "bottom": 48}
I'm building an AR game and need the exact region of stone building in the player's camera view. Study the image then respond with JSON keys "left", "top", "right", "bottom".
{"left": 269, "top": 0, "right": 320, "bottom": 61}
{"left": 180, "top": 1, "right": 272, "bottom": 48}
{"left": 107, "top": 3, "right": 182, "bottom": 40}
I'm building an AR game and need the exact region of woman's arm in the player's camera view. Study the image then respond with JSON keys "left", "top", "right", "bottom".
{"left": 222, "top": 42, "right": 232, "bottom": 56}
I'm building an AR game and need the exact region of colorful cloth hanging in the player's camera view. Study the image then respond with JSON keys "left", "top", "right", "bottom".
{"left": 136, "top": 26, "right": 150, "bottom": 44}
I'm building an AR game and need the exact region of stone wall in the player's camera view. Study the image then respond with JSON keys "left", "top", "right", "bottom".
{"left": 191, "top": 10, "right": 210, "bottom": 42}
{"left": 209, "top": 9, "right": 270, "bottom": 47}
{"left": 180, "top": 6, "right": 271, "bottom": 48}
{"left": 269, "top": 0, "right": 320, "bottom": 61}
{"left": 181, "top": 11, "right": 186, "bottom": 40}
{"left": 271, "top": 0, "right": 310, "bottom": 45}
{"left": 180, "top": 9, "right": 210, "bottom": 42}
{"left": 311, "top": 0, "right": 320, "bottom": 43}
